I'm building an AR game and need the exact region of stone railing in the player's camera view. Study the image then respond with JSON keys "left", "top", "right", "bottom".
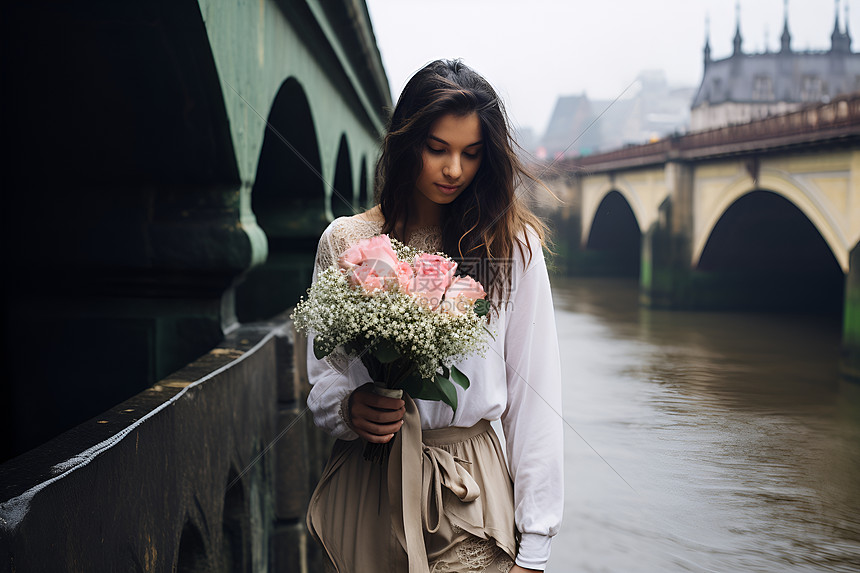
{"left": 560, "top": 94, "right": 860, "bottom": 172}
{"left": 0, "top": 314, "right": 329, "bottom": 572}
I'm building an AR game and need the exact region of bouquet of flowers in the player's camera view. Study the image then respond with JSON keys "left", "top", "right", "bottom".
{"left": 292, "top": 233, "right": 491, "bottom": 462}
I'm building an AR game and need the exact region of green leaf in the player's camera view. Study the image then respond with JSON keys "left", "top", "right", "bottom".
{"left": 313, "top": 337, "right": 329, "bottom": 360}
{"left": 440, "top": 364, "right": 450, "bottom": 378}
{"left": 450, "top": 365, "right": 470, "bottom": 390}
{"left": 402, "top": 373, "right": 443, "bottom": 402}
{"left": 474, "top": 299, "right": 490, "bottom": 317}
{"left": 372, "top": 338, "right": 401, "bottom": 363}
{"left": 435, "top": 375, "right": 458, "bottom": 413}
{"left": 343, "top": 334, "right": 367, "bottom": 355}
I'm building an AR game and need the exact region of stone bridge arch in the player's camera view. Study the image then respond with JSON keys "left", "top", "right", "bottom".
{"left": 237, "top": 76, "right": 324, "bottom": 322}
{"left": 581, "top": 179, "right": 647, "bottom": 245}
{"left": 582, "top": 189, "right": 644, "bottom": 276}
{"left": 558, "top": 98, "right": 859, "bottom": 378}
{"left": 251, "top": 76, "right": 325, "bottom": 241}
{"left": 692, "top": 169, "right": 851, "bottom": 272}
{"left": 331, "top": 133, "right": 354, "bottom": 219}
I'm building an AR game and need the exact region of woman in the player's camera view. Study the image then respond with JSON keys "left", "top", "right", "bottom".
{"left": 305, "top": 59, "right": 563, "bottom": 573}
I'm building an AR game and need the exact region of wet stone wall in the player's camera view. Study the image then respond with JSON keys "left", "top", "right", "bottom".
{"left": 0, "top": 315, "right": 330, "bottom": 572}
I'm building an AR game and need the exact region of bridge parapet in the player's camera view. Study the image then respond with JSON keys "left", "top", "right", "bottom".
{"left": 0, "top": 316, "right": 326, "bottom": 572}
{"left": 563, "top": 94, "right": 860, "bottom": 172}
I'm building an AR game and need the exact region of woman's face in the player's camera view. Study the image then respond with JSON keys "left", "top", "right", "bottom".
{"left": 413, "top": 112, "right": 483, "bottom": 209}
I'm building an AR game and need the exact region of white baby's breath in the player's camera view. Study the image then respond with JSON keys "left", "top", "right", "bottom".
{"left": 291, "top": 244, "right": 489, "bottom": 383}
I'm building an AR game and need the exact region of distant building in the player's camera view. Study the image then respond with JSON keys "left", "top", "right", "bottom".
{"left": 538, "top": 94, "right": 600, "bottom": 159}
{"left": 691, "top": 0, "right": 860, "bottom": 131}
{"left": 538, "top": 71, "right": 695, "bottom": 159}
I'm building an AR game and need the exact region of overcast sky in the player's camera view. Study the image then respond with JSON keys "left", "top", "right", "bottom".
{"left": 365, "top": 0, "right": 860, "bottom": 136}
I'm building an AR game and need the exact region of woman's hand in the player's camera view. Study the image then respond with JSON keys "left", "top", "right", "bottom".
{"left": 348, "top": 383, "right": 406, "bottom": 443}
{"left": 510, "top": 566, "right": 542, "bottom": 573}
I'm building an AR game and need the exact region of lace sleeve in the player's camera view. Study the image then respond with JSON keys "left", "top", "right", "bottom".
{"left": 314, "top": 217, "right": 384, "bottom": 276}
{"left": 305, "top": 217, "right": 381, "bottom": 439}
{"left": 310, "top": 217, "right": 384, "bottom": 374}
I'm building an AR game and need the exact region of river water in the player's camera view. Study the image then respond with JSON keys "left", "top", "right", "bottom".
{"left": 546, "top": 277, "right": 860, "bottom": 573}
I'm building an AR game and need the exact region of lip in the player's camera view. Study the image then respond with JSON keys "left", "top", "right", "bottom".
{"left": 435, "top": 183, "right": 460, "bottom": 195}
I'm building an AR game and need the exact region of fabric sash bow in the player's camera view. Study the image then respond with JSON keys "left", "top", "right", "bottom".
{"left": 388, "top": 394, "right": 481, "bottom": 573}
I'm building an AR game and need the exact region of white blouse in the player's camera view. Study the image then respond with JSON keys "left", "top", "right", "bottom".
{"left": 305, "top": 216, "right": 564, "bottom": 570}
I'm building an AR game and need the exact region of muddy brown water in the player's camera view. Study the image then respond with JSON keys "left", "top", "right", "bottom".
{"left": 546, "top": 277, "right": 860, "bottom": 573}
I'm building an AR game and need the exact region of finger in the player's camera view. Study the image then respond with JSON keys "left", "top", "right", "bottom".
{"left": 355, "top": 429, "right": 395, "bottom": 444}
{"left": 352, "top": 384, "right": 405, "bottom": 407}
{"left": 352, "top": 417, "right": 404, "bottom": 439}
{"left": 352, "top": 402, "right": 405, "bottom": 424}
{"left": 374, "top": 395, "right": 406, "bottom": 410}
{"left": 359, "top": 393, "right": 405, "bottom": 411}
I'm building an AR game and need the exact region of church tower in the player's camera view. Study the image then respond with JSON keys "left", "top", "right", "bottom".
{"left": 832, "top": 0, "right": 850, "bottom": 53}
{"left": 704, "top": 14, "right": 712, "bottom": 69}
{"left": 732, "top": 2, "right": 743, "bottom": 57}
{"left": 780, "top": 0, "right": 792, "bottom": 54}
{"left": 691, "top": 0, "right": 860, "bottom": 131}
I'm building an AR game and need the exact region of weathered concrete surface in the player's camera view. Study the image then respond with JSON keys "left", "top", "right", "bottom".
{"left": 0, "top": 317, "right": 318, "bottom": 572}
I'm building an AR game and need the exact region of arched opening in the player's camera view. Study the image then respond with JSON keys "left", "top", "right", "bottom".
{"left": 358, "top": 157, "right": 369, "bottom": 209}
{"left": 697, "top": 190, "right": 844, "bottom": 313}
{"left": 176, "top": 519, "right": 208, "bottom": 572}
{"left": 237, "top": 77, "right": 324, "bottom": 321}
{"left": 582, "top": 191, "right": 641, "bottom": 277}
{"left": 251, "top": 77, "right": 325, "bottom": 237}
{"left": 221, "top": 470, "right": 249, "bottom": 572}
{"left": 331, "top": 134, "right": 354, "bottom": 218}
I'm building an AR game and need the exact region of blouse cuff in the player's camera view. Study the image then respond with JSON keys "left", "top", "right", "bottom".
{"left": 515, "top": 533, "right": 552, "bottom": 570}
{"left": 330, "top": 392, "right": 358, "bottom": 441}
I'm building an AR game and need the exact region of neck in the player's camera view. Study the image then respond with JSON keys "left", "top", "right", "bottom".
{"left": 408, "top": 191, "right": 444, "bottom": 228}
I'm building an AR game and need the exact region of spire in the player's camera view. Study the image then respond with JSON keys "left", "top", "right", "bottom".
{"left": 704, "top": 13, "right": 712, "bottom": 66}
{"left": 832, "top": 0, "right": 842, "bottom": 40}
{"left": 833, "top": 0, "right": 849, "bottom": 51}
{"left": 780, "top": 0, "right": 792, "bottom": 53}
{"left": 733, "top": 1, "right": 743, "bottom": 56}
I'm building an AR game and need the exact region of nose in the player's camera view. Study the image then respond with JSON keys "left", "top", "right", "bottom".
{"left": 443, "top": 156, "right": 462, "bottom": 180}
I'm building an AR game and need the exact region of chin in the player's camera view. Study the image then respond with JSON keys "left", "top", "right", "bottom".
{"left": 432, "top": 195, "right": 460, "bottom": 205}
{"left": 432, "top": 189, "right": 467, "bottom": 205}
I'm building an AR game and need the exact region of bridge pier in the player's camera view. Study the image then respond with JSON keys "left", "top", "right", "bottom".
{"left": 545, "top": 176, "right": 584, "bottom": 274}
{"left": 640, "top": 162, "right": 696, "bottom": 308}
{"left": 843, "top": 244, "right": 860, "bottom": 382}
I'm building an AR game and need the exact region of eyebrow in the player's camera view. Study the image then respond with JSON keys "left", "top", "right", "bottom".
{"left": 428, "top": 135, "right": 483, "bottom": 148}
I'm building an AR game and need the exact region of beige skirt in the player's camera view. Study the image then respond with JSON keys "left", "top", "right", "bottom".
{"left": 307, "top": 395, "right": 517, "bottom": 573}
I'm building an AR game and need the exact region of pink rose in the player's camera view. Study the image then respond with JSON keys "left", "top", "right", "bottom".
{"left": 349, "top": 263, "right": 384, "bottom": 293}
{"left": 440, "top": 276, "right": 486, "bottom": 315}
{"left": 338, "top": 243, "right": 365, "bottom": 269}
{"left": 395, "top": 261, "right": 414, "bottom": 293}
{"left": 360, "top": 235, "right": 400, "bottom": 277}
{"left": 409, "top": 254, "right": 457, "bottom": 310}
{"left": 338, "top": 234, "right": 400, "bottom": 279}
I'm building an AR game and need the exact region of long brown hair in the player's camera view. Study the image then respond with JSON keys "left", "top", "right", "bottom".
{"left": 375, "top": 59, "right": 549, "bottom": 306}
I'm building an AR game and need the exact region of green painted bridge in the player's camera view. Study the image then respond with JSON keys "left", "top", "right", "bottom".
{"left": 1, "top": 1, "right": 390, "bottom": 570}
{"left": 543, "top": 95, "right": 860, "bottom": 381}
